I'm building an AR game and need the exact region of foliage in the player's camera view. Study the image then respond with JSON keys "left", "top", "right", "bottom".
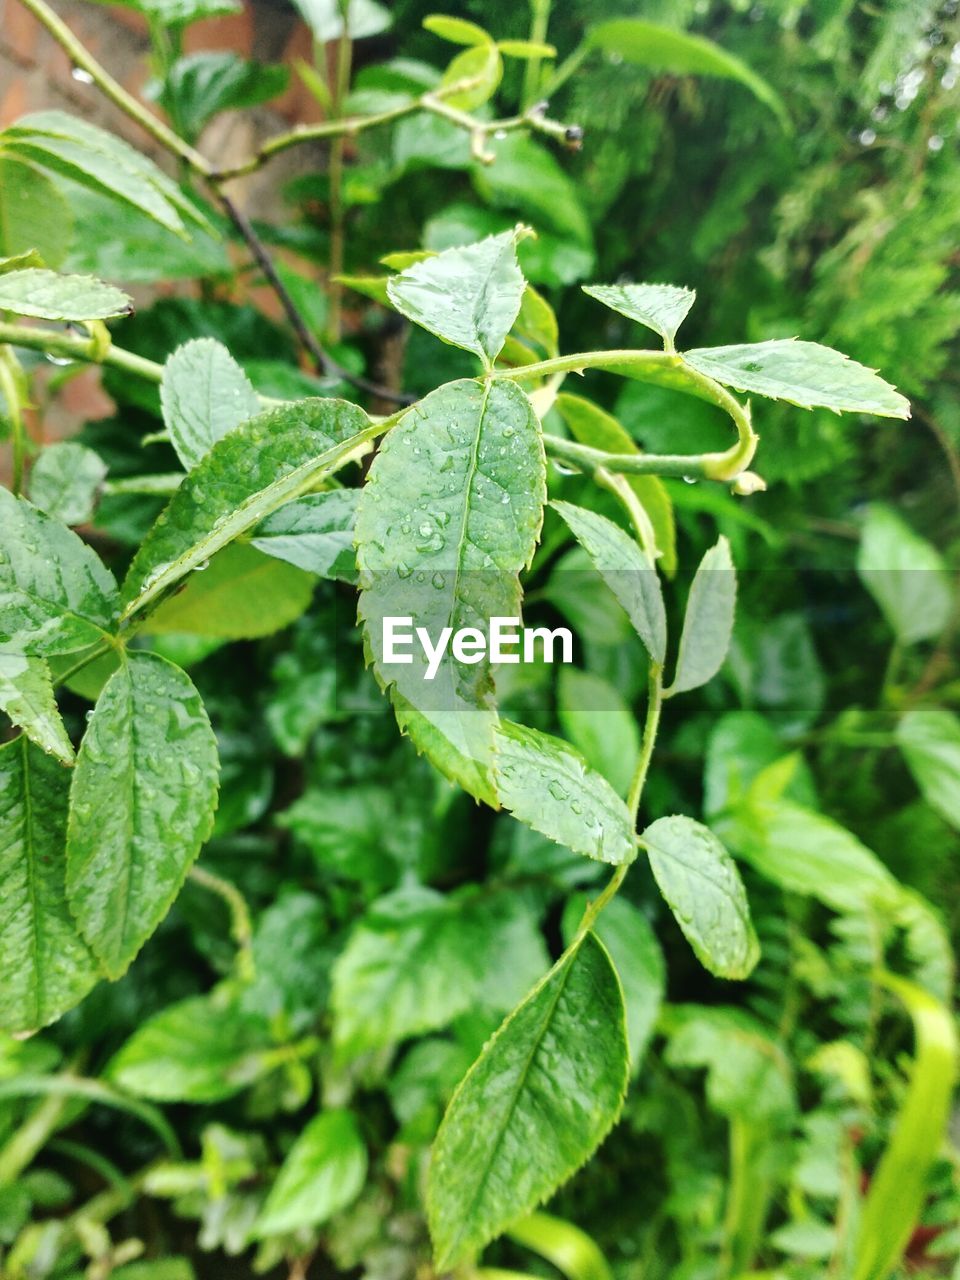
{"left": 0, "top": 2, "right": 958, "bottom": 1279}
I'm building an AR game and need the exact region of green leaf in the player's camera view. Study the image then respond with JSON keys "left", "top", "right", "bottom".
{"left": 554, "top": 393, "right": 676, "bottom": 574}
{"left": 669, "top": 536, "right": 735, "bottom": 695}
{"left": 583, "top": 283, "right": 695, "bottom": 351}
{"left": 640, "top": 815, "right": 759, "bottom": 979}
{"left": 85, "top": 0, "right": 241, "bottom": 28}
{"left": 0, "top": 159, "right": 72, "bottom": 267}
{"left": 439, "top": 42, "right": 503, "bottom": 111}
{"left": 141, "top": 543, "right": 314, "bottom": 639}
{"left": 291, "top": 0, "right": 391, "bottom": 41}
{"left": 28, "top": 442, "right": 107, "bottom": 526}
{"left": 586, "top": 19, "right": 788, "bottom": 127}
{"left": 0, "top": 489, "right": 119, "bottom": 656}
{"left": 331, "top": 887, "right": 496, "bottom": 1057}
{"left": 497, "top": 39, "right": 556, "bottom": 59}
{"left": 66, "top": 651, "right": 219, "bottom": 977}
{"left": 0, "top": 267, "right": 131, "bottom": 321}
{"left": 3, "top": 111, "right": 209, "bottom": 237}
{"left": 663, "top": 1005, "right": 794, "bottom": 1119}
{"left": 158, "top": 53, "right": 288, "bottom": 141}
{"left": 254, "top": 1109, "right": 367, "bottom": 1238}
{"left": 505, "top": 1214, "right": 610, "bottom": 1280}
{"left": 0, "top": 736, "right": 98, "bottom": 1035}
{"left": 251, "top": 489, "right": 358, "bottom": 582}
{"left": 428, "top": 932, "right": 628, "bottom": 1267}
{"left": 109, "top": 992, "right": 277, "bottom": 1101}
{"left": 561, "top": 894, "right": 664, "bottom": 1072}
{"left": 731, "top": 795, "right": 900, "bottom": 915}
{"left": 556, "top": 668, "right": 640, "bottom": 798}
{"left": 424, "top": 13, "right": 490, "bottom": 45}
{"left": 121, "top": 398, "right": 370, "bottom": 617}
{"left": 896, "top": 708, "right": 960, "bottom": 831}
{"left": 856, "top": 504, "right": 952, "bottom": 644}
{"left": 356, "top": 378, "right": 544, "bottom": 775}
{"left": 0, "top": 655, "right": 74, "bottom": 763}
{"left": 853, "top": 975, "right": 959, "bottom": 1280}
{"left": 684, "top": 340, "right": 910, "bottom": 418}
{"left": 391, "top": 691, "right": 499, "bottom": 808}
{"left": 386, "top": 230, "right": 527, "bottom": 365}
{"left": 551, "top": 501, "right": 666, "bottom": 664}
{"left": 494, "top": 720, "right": 637, "bottom": 866}
{"left": 160, "top": 338, "right": 260, "bottom": 470}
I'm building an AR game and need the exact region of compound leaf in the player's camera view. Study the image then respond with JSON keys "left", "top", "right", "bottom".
{"left": 66, "top": 651, "right": 219, "bottom": 977}
{"left": 641, "top": 814, "right": 759, "bottom": 979}
{"left": 428, "top": 932, "right": 628, "bottom": 1267}
{"left": 0, "top": 736, "right": 97, "bottom": 1035}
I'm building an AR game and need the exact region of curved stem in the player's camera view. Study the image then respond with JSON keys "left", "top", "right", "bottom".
{"left": 595, "top": 468, "right": 658, "bottom": 560}
{"left": 188, "top": 864, "right": 255, "bottom": 983}
{"left": 498, "top": 349, "right": 757, "bottom": 480}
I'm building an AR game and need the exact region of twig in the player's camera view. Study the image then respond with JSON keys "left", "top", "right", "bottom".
{"left": 16, "top": 0, "right": 579, "bottom": 407}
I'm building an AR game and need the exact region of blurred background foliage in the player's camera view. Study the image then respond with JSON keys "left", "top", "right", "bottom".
{"left": 1, "top": 0, "right": 959, "bottom": 1277}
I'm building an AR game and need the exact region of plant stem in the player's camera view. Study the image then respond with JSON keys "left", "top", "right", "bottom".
{"left": 0, "top": 1088, "right": 68, "bottom": 1185}
{"left": 522, "top": 0, "right": 553, "bottom": 108}
{"left": 0, "top": 320, "right": 164, "bottom": 382}
{"left": 0, "top": 348, "right": 26, "bottom": 495}
{"left": 326, "top": 28, "right": 353, "bottom": 344}
{"left": 595, "top": 467, "right": 658, "bottom": 560}
{"left": 188, "top": 864, "right": 255, "bottom": 983}
{"left": 17, "top": 0, "right": 210, "bottom": 174}
{"left": 628, "top": 665, "right": 664, "bottom": 819}
{"left": 499, "top": 349, "right": 757, "bottom": 480}
{"left": 575, "top": 663, "right": 665, "bottom": 941}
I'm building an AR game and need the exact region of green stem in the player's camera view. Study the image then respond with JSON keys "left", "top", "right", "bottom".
{"left": 187, "top": 864, "right": 255, "bottom": 983}
{"left": 595, "top": 467, "right": 658, "bottom": 560}
{"left": 326, "top": 28, "right": 353, "bottom": 344}
{"left": 0, "top": 1088, "right": 68, "bottom": 1185}
{"left": 522, "top": 0, "right": 553, "bottom": 108}
{"left": 575, "top": 663, "right": 665, "bottom": 941}
{"left": 539, "top": 41, "right": 590, "bottom": 99}
{"left": 0, "top": 348, "right": 26, "bottom": 496}
{"left": 499, "top": 350, "right": 757, "bottom": 481}
{"left": 0, "top": 321, "right": 164, "bottom": 383}
{"left": 628, "top": 665, "right": 664, "bottom": 818}
{"left": 17, "top": 0, "right": 210, "bottom": 175}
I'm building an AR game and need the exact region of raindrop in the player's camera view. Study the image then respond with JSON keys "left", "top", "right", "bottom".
{"left": 193, "top": 559, "right": 210, "bottom": 572}
{"left": 396, "top": 562, "right": 413, "bottom": 579}
{"left": 71, "top": 66, "right": 94, "bottom": 84}
{"left": 548, "top": 779, "right": 569, "bottom": 801}
{"left": 431, "top": 572, "right": 446, "bottom": 590}
{"left": 682, "top": 475, "right": 697, "bottom": 485}
{"left": 45, "top": 354, "right": 74, "bottom": 367}
{"left": 418, "top": 521, "right": 433, "bottom": 537}
{"left": 858, "top": 127, "right": 877, "bottom": 146}
{"left": 928, "top": 133, "right": 945, "bottom": 151}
